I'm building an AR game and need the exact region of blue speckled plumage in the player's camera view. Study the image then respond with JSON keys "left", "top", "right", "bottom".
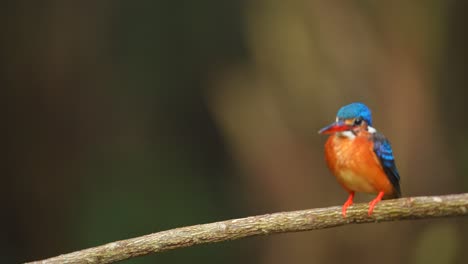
{"left": 337, "top": 102, "right": 373, "bottom": 126}
{"left": 372, "top": 133, "right": 401, "bottom": 197}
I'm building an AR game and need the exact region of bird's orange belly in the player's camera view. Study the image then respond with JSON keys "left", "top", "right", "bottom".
{"left": 325, "top": 135, "right": 394, "bottom": 195}
{"left": 334, "top": 169, "right": 378, "bottom": 193}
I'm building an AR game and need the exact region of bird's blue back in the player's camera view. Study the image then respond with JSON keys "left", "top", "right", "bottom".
{"left": 372, "top": 132, "right": 401, "bottom": 197}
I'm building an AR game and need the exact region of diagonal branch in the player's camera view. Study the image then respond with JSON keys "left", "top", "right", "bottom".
{"left": 27, "top": 193, "right": 468, "bottom": 264}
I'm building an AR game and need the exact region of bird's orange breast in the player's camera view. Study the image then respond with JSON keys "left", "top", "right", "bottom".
{"left": 324, "top": 134, "right": 395, "bottom": 196}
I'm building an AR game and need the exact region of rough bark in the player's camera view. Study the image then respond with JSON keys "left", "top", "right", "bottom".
{"left": 27, "top": 193, "right": 468, "bottom": 264}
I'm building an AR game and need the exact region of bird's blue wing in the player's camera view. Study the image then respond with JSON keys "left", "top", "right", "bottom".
{"left": 372, "top": 133, "right": 401, "bottom": 197}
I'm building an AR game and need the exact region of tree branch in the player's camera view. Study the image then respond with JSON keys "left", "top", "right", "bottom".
{"left": 27, "top": 193, "right": 468, "bottom": 264}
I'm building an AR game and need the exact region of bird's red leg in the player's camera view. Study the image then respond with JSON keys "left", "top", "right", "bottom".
{"left": 368, "top": 191, "right": 385, "bottom": 216}
{"left": 342, "top": 192, "right": 355, "bottom": 217}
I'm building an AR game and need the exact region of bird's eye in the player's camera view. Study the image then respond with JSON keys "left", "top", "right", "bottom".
{"left": 354, "top": 118, "right": 363, "bottom": 126}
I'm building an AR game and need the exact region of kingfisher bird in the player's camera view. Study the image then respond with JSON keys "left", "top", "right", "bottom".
{"left": 319, "top": 102, "right": 401, "bottom": 217}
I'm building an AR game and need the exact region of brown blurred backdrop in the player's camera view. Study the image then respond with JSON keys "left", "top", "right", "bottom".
{"left": 3, "top": 1, "right": 468, "bottom": 263}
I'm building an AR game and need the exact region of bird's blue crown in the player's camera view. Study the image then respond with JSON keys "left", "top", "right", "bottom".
{"left": 336, "top": 102, "right": 372, "bottom": 126}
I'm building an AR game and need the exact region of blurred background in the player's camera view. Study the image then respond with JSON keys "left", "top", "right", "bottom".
{"left": 3, "top": 1, "right": 468, "bottom": 263}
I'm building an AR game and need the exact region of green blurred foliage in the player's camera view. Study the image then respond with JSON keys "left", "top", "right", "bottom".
{"left": 3, "top": 1, "right": 467, "bottom": 264}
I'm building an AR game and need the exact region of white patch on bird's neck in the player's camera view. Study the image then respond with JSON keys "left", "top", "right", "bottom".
{"left": 367, "top": 126, "right": 377, "bottom": 133}
{"left": 337, "top": 131, "right": 356, "bottom": 139}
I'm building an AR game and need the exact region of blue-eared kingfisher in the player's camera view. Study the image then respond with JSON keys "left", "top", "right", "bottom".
{"left": 319, "top": 102, "right": 401, "bottom": 217}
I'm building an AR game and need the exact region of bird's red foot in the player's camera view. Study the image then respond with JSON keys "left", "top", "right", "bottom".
{"left": 368, "top": 191, "right": 385, "bottom": 216}
{"left": 342, "top": 192, "right": 355, "bottom": 217}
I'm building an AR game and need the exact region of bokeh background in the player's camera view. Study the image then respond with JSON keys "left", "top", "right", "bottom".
{"left": 4, "top": 1, "right": 468, "bottom": 263}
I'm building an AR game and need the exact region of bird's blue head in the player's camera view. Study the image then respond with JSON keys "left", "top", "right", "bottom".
{"left": 336, "top": 102, "right": 372, "bottom": 126}
{"left": 319, "top": 102, "right": 373, "bottom": 135}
